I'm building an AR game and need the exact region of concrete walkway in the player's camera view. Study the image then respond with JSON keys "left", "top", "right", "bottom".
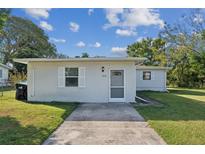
{"left": 43, "top": 103, "right": 166, "bottom": 145}
{"left": 67, "top": 103, "right": 144, "bottom": 121}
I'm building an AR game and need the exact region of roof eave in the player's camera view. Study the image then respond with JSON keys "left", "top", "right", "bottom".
{"left": 13, "top": 57, "right": 146, "bottom": 64}
{"left": 136, "top": 66, "right": 172, "bottom": 70}
{"left": 13, "top": 59, "right": 28, "bottom": 64}
{"left": 0, "top": 64, "right": 12, "bottom": 70}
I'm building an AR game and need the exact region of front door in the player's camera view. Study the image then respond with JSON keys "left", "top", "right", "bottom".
{"left": 109, "top": 69, "right": 125, "bottom": 102}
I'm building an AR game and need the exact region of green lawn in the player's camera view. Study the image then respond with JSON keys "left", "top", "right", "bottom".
{"left": 0, "top": 91, "right": 77, "bottom": 145}
{"left": 135, "top": 88, "right": 205, "bottom": 144}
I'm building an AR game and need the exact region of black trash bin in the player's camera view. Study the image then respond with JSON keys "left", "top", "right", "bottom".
{"left": 16, "top": 81, "right": 27, "bottom": 100}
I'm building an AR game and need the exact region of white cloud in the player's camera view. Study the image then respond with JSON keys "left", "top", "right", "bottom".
{"left": 24, "top": 8, "right": 51, "bottom": 19}
{"left": 94, "top": 42, "right": 101, "bottom": 48}
{"left": 40, "top": 21, "right": 53, "bottom": 31}
{"left": 88, "top": 9, "right": 94, "bottom": 16}
{"left": 136, "top": 37, "right": 144, "bottom": 42}
{"left": 76, "top": 41, "right": 86, "bottom": 48}
{"left": 69, "top": 22, "right": 80, "bottom": 32}
{"left": 104, "top": 8, "right": 124, "bottom": 28}
{"left": 50, "top": 37, "right": 66, "bottom": 43}
{"left": 193, "top": 14, "right": 203, "bottom": 23}
{"left": 111, "top": 47, "right": 127, "bottom": 55}
{"left": 116, "top": 29, "right": 137, "bottom": 37}
{"left": 90, "top": 42, "right": 101, "bottom": 48}
{"left": 104, "top": 8, "right": 164, "bottom": 29}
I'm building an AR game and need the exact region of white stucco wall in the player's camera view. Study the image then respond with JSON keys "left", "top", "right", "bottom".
{"left": 27, "top": 61, "right": 136, "bottom": 103}
{"left": 136, "top": 69, "right": 167, "bottom": 91}
{"left": 0, "top": 66, "right": 9, "bottom": 84}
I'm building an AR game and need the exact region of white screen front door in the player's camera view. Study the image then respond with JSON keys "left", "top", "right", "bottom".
{"left": 109, "top": 70, "right": 125, "bottom": 102}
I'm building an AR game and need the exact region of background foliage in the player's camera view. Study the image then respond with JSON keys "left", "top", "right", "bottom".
{"left": 0, "top": 9, "right": 205, "bottom": 87}
{"left": 127, "top": 9, "right": 205, "bottom": 87}
{"left": 0, "top": 9, "right": 57, "bottom": 72}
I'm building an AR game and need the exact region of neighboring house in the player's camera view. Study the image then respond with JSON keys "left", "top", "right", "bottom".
{"left": 14, "top": 58, "right": 170, "bottom": 103}
{"left": 0, "top": 63, "right": 11, "bottom": 86}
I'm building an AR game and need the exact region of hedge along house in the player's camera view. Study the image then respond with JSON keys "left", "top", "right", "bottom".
{"left": 14, "top": 57, "right": 169, "bottom": 103}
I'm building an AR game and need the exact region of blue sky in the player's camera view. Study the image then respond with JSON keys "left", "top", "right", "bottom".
{"left": 11, "top": 8, "right": 190, "bottom": 57}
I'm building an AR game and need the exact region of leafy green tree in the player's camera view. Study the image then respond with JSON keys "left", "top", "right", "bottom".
{"left": 0, "top": 16, "right": 57, "bottom": 71}
{"left": 168, "top": 47, "right": 192, "bottom": 87}
{"left": 189, "top": 51, "right": 205, "bottom": 87}
{"left": 127, "top": 38, "right": 167, "bottom": 66}
{"left": 81, "top": 52, "right": 89, "bottom": 58}
{"left": 56, "top": 53, "right": 69, "bottom": 59}
{"left": 0, "top": 9, "right": 10, "bottom": 62}
{"left": 160, "top": 9, "right": 205, "bottom": 87}
{"left": 0, "top": 9, "right": 10, "bottom": 34}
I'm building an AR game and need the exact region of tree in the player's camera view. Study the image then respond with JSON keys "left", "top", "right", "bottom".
{"left": 160, "top": 9, "right": 205, "bottom": 55}
{"left": 0, "top": 16, "right": 57, "bottom": 71}
{"left": 189, "top": 51, "right": 205, "bottom": 87}
{"left": 0, "top": 9, "right": 10, "bottom": 63}
{"left": 56, "top": 53, "right": 69, "bottom": 59}
{"left": 160, "top": 9, "right": 205, "bottom": 87}
{"left": 168, "top": 47, "right": 193, "bottom": 87}
{"left": 127, "top": 38, "right": 167, "bottom": 66}
{"left": 81, "top": 52, "right": 89, "bottom": 58}
{"left": 0, "top": 9, "right": 10, "bottom": 34}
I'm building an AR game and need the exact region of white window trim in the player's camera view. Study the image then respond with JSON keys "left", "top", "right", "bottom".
{"left": 58, "top": 66, "right": 86, "bottom": 88}
{"left": 58, "top": 67, "right": 65, "bottom": 88}
{"left": 65, "top": 67, "right": 79, "bottom": 87}
{"left": 79, "top": 67, "right": 86, "bottom": 88}
{"left": 143, "top": 71, "right": 151, "bottom": 80}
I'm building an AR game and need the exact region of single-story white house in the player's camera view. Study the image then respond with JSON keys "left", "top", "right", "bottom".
{"left": 0, "top": 63, "right": 11, "bottom": 86}
{"left": 136, "top": 66, "right": 169, "bottom": 91}
{"left": 14, "top": 57, "right": 170, "bottom": 103}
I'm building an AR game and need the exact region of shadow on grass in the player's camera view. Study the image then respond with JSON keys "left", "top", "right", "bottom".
{"left": 0, "top": 93, "right": 78, "bottom": 145}
{"left": 0, "top": 91, "right": 78, "bottom": 120}
{"left": 28, "top": 101, "right": 79, "bottom": 119}
{"left": 0, "top": 116, "right": 50, "bottom": 145}
{"left": 0, "top": 102, "right": 78, "bottom": 145}
{"left": 135, "top": 90, "right": 205, "bottom": 121}
{"left": 168, "top": 89, "right": 205, "bottom": 96}
{"left": 0, "top": 87, "right": 15, "bottom": 92}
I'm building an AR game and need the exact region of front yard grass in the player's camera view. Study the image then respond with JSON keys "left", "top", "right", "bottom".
{"left": 135, "top": 88, "right": 205, "bottom": 144}
{"left": 0, "top": 91, "right": 77, "bottom": 144}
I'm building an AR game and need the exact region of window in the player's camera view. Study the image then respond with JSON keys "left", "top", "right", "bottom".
{"left": 143, "top": 71, "right": 151, "bottom": 80}
{"left": 65, "top": 68, "right": 78, "bottom": 87}
{"left": 0, "top": 69, "right": 2, "bottom": 78}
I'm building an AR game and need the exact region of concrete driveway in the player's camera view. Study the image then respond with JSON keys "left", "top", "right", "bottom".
{"left": 67, "top": 103, "right": 144, "bottom": 121}
{"left": 43, "top": 103, "right": 166, "bottom": 145}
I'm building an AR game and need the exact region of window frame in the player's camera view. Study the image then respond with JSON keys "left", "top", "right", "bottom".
{"left": 143, "top": 71, "right": 151, "bottom": 80}
{"left": 65, "top": 67, "right": 79, "bottom": 87}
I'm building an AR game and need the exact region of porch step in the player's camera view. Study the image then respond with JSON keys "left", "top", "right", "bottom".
{"left": 135, "top": 96, "right": 152, "bottom": 104}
